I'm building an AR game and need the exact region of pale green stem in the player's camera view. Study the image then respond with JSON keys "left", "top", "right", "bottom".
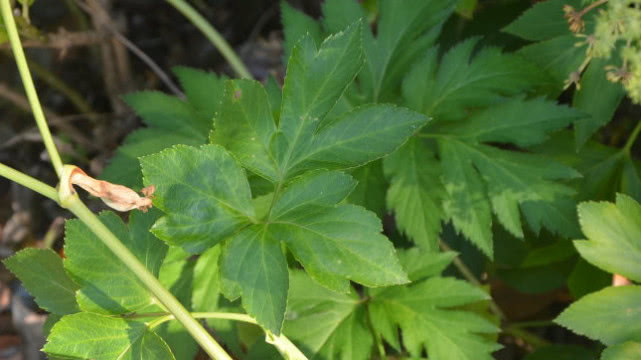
{"left": 149, "top": 312, "right": 308, "bottom": 360}
{"left": 1, "top": 0, "right": 63, "bottom": 177}
{"left": 439, "top": 241, "right": 506, "bottom": 320}
{"left": 0, "top": 162, "right": 59, "bottom": 201}
{"left": 623, "top": 119, "right": 641, "bottom": 156}
{"left": 64, "top": 195, "right": 233, "bottom": 360}
{"left": 165, "top": 0, "right": 252, "bottom": 79}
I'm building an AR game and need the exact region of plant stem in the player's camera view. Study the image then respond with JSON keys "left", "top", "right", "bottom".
{"left": 0, "top": 162, "right": 59, "bottom": 201}
{"left": 165, "top": 0, "right": 252, "bottom": 79}
{"left": 149, "top": 312, "right": 308, "bottom": 360}
{"left": 1, "top": 0, "right": 64, "bottom": 177}
{"left": 503, "top": 326, "right": 550, "bottom": 348}
{"left": 64, "top": 196, "right": 232, "bottom": 360}
{"left": 439, "top": 240, "right": 506, "bottom": 320}
{"left": 623, "top": 119, "right": 641, "bottom": 156}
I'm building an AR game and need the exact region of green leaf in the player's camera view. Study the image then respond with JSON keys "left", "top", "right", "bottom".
{"left": 621, "top": 158, "right": 641, "bottom": 203}
{"left": 602, "top": 342, "right": 641, "bottom": 360}
{"left": 574, "top": 194, "right": 641, "bottom": 282}
{"left": 348, "top": 160, "right": 388, "bottom": 217}
{"left": 573, "top": 58, "right": 625, "bottom": 150}
{"left": 212, "top": 79, "right": 279, "bottom": 182}
{"left": 173, "top": 66, "right": 226, "bottom": 122}
{"left": 272, "top": 203, "right": 409, "bottom": 293}
{"left": 102, "top": 69, "right": 223, "bottom": 188}
{"left": 288, "top": 104, "right": 428, "bottom": 176}
{"left": 3, "top": 248, "right": 79, "bottom": 315}
{"left": 360, "top": 0, "right": 455, "bottom": 101}
{"left": 283, "top": 271, "right": 373, "bottom": 360}
{"left": 192, "top": 245, "right": 221, "bottom": 312}
{"left": 435, "top": 97, "right": 584, "bottom": 147}
{"left": 502, "top": 0, "right": 585, "bottom": 41}
{"left": 101, "top": 129, "right": 202, "bottom": 189}
{"left": 521, "top": 197, "right": 582, "bottom": 238}
{"left": 270, "top": 170, "right": 356, "bottom": 219}
{"left": 370, "top": 277, "right": 500, "bottom": 359}
{"left": 140, "top": 144, "right": 255, "bottom": 253}
{"left": 281, "top": 0, "right": 323, "bottom": 60}
{"left": 321, "top": 0, "right": 365, "bottom": 34}
{"left": 384, "top": 138, "right": 445, "bottom": 250}
{"left": 516, "top": 35, "right": 586, "bottom": 92}
{"left": 403, "top": 38, "right": 544, "bottom": 121}
{"left": 220, "top": 225, "right": 288, "bottom": 335}
{"left": 64, "top": 211, "right": 167, "bottom": 314}
{"left": 556, "top": 285, "right": 641, "bottom": 345}
{"left": 278, "top": 22, "right": 363, "bottom": 163}
{"left": 398, "top": 247, "right": 457, "bottom": 282}
{"left": 439, "top": 140, "right": 493, "bottom": 255}
{"left": 44, "top": 313, "right": 175, "bottom": 360}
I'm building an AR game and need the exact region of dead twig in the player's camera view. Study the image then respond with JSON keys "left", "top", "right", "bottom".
{"left": 75, "top": 0, "right": 185, "bottom": 98}
{"left": 0, "top": 82, "right": 95, "bottom": 150}
{"left": 0, "top": 28, "right": 108, "bottom": 50}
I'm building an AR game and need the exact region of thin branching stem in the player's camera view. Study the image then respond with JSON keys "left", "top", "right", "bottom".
{"left": 623, "top": 119, "right": 641, "bottom": 156}
{"left": 165, "top": 0, "right": 252, "bottom": 79}
{"left": 0, "top": 162, "right": 59, "bottom": 201}
{"left": 1, "top": 0, "right": 64, "bottom": 177}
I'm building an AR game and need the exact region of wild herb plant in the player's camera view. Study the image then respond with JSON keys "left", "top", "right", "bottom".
{"left": 2, "top": 0, "right": 641, "bottom": 359}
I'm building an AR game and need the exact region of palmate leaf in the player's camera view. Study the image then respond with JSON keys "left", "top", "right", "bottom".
{"left": 142, "top": 148, "right": 409, "bottom": 334}
{"left": 392, "top": 37, "right": 584, "bottom": 255}
{"left": 101, "top": 67, "right": 223, "bottom": 188}
{"left": 44, "top": 313, "right": 174, "bottom": 360}
{"left": 213, "top": 23, "right": 428, "bottom": 184}
{"left": 284, "top": 250, "right": 499, "bottom": 360}
{"left": 574, "top": 194, "right": 641, "bottom": 283}
{"left": 555, "top": 195, "right": 641, "bottom": 356}
{"left": 403, "top": 38, "right": 546, "bottom": 122}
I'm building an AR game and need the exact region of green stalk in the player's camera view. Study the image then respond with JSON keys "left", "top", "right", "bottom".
{"left": 165, "top": 0, "right": 252, "bottom": 79}
{"left": 0, "top": 162, "right": 59, "bottom": 201}
{"left": 2, "top": 3, "right": 233, "bottom": 358}
{"left": 64, "top": 195, "right": 233, "bottom": 360}
{"left": 1, "top": 0, "right": 63, "bottom": 177}
{"left": 623, "top": 119, "right": 641, "bottom": 156}
{"left": 149, "top": 312, "right": 308, "bottom": 360}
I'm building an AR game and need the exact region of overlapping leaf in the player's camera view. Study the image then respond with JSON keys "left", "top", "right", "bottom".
{"left": 3, "top": 248, "right": 79, "bottom": 315}
{"left": 214, "top": 23, "right": 428, "bottom": 184}
{"left": 386, "top": 38, "right": 584, "bottom": 255}
{"left": 64, "top": 210, "right": 167, "bottom": 314}
{"left": 140, "top": 144, "right": 256, "bottom": 254}
{"left": 282, "top": 0, "right": 455, "bottom": 102}
{"left": 555, "top": 195, "right": 641, "bottom": 358}
{"left": 101, "top": 67, "right": 223, "bottom": 188}
{"left": 44, "top": 313, "right": 174, "bottom": 360}
{"left": 284, "top": 250, "right": 499, "bottom": 360}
